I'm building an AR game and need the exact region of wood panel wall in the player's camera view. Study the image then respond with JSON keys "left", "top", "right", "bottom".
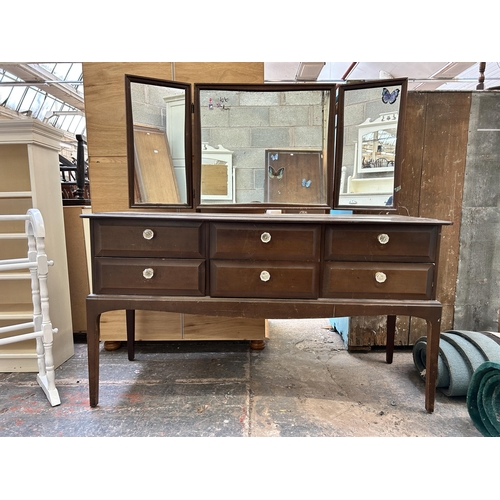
{"left": 348, "top": 91, "right": 471, "bottom": 348}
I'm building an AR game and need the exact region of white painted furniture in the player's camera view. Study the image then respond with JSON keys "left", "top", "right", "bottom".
{"left": 0, "top": 209, "right": 60, "bottom": 405}
{"left": 0, "top": 119, "right": 74, "bottom": 372}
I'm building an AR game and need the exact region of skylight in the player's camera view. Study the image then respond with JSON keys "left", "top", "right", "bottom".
{"left": 0, "top": 62, "right": 86, "bottom": 136}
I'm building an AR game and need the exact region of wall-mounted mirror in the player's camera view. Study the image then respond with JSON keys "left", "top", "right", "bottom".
{"left": 194, "top": 83, "right": 336, "bottom": 209}
{"left": 125, "top": 74, "right": 192, "bottom": 208}
{"left": 334, "top": 78, "right": 407, "bottom": 210}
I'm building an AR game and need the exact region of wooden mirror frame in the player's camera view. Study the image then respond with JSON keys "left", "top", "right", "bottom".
{"left": 333, "top": 78, "right": 408, "bottom": 212}
{"left": 125, "top": 74, "right": 193, "bottom": 209}
{"left": 193, "top": 83, "right": 337, "bottom": 211}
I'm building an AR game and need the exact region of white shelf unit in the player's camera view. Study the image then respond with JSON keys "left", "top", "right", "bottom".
{"left": 0, "top": 119, "right": 74, "bottom": 372}
{"left": 0, "top": 209, "right": 60, "bottom": 405}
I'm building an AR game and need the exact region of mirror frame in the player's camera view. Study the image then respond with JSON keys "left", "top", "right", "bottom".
{"left": 333, "top": 78, "right": 408, "bottom": 212}
{"left": 193, "top": 82, "right": 337, "bottom": 211}
{"left": 125, "top": 74, "right": 193, "bottom": 209}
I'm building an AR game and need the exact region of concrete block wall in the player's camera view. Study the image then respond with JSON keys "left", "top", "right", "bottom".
{"left": 454, "top": 91, "right": 500, "bottom": 332}
{"left": 199, "top": 89, "right": 325, "bottom": 203}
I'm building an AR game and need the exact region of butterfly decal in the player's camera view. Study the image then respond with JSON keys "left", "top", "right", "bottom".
{"left": 269, "top": 166, "right": 284, "bottom": 179}
{"left": 270, "top": 153, "right": 278, "bottom": 161}
{"left": 302, "top": 178, "right": 312, "bottom": 188}
{"left": 381, "top": 88, "right": 400, "bottom": 105}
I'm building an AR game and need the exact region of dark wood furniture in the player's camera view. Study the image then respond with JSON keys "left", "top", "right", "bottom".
{"left": 83, "top": 211, "right": 451, "bottom": 412}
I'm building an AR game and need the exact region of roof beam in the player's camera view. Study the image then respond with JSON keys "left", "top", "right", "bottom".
{"left": 0, "top": 63, "right": 84, "bottom": 111}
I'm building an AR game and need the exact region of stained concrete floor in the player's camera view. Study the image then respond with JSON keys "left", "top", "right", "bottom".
{"left": 0, "top": 318, "right": 484, "bottom": 437}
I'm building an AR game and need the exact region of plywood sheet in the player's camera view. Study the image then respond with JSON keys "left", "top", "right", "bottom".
{"left": 63, "top": 206, "right": 91, "bottom": 332}
{"left": 201, "top": 164, "right": 228, "bottom": 196}
{"left": 100, "top": 310, "right": 182, "bottom": 341}
{"left": 133, "top": 126, "right": 180, "bottom": 204}
{"left": 184, "top": 314, "right": 266, "bottom": 340}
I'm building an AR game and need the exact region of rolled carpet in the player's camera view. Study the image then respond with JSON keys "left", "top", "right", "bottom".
{"left": 412, "top": 330, "right": 500, "bottom": 397}
{"left": 466, "top": 361, "right": 500, "bottom": 437}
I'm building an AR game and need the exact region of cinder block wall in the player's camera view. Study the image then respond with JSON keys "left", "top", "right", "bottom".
{"left": 454, "top": 91, "right": 500, "bottom": 332}
{"left": 199, "top": 89, "right": 324, "bottom": 202}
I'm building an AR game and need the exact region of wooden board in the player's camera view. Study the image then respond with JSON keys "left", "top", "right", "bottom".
{"left": 348, "top": 91, "right": 471, "bottom": 349}
{"left": 99, "top": 310, "right": 267, "bottom": 342}
{"left": 133, "top": 126, "right": 180, "bottom": 204}
{"left": 63, "top": 206, "right": 91, "bottom": 333}
{"left": 201, "top": 164, "right": 228, "bottom": 196}
{"left": 265, "top": 150, "right": 323, "bottom": 204}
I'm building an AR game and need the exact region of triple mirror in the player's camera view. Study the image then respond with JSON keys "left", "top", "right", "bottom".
{"left": 125, "top": 74, "right": 407, "bottom": 211}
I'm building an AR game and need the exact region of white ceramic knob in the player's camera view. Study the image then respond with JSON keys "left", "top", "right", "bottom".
{"left": 260, "top": 270, "right": 271, "bottom": 282}
{"left": 143, "top": 268, "right": 154, "bottom": 279}
{"left": 143, "top": 229, "right": 155, "bottom": 240}
{"left": 375, "top": 271, "right": 387, "bottom": 283}
{"left": 261, "top": 232, "right": 271, "bottom": 243}
{"left": 377, "top": 233, "right": 389, "bottom": 245}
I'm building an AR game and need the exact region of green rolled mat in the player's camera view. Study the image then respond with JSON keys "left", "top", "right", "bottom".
{"left": 466, "top": 361, "right": 500, "bottom": 437}
{"left": 412, "top": 330, "right": 500, "bottom": 397}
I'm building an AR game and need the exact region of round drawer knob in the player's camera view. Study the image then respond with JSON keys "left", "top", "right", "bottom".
{"left": 377, "top": 233, "right": 390, "bottom": 245}
{"left": 261, "top": 232, "right": 271, "bottom": 243}
{"left": 375, "top": 271, "right": 387, "bottom": 283}
{"left": 260, "top": 270, "right": 271, "bottom": 282}
{"left": 143, "top": 268, "right": 154, "bottom": 279}
{"left": 143, "top": 229, "right": 155, "bottom": 240}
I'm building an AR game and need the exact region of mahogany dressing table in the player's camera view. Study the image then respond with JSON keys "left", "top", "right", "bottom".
{"left": 83, "top": 211, "right": 451, "bottom": 412}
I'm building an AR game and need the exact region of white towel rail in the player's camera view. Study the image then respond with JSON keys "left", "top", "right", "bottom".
{"left": 0, "top": 209, "right": 61, "bottom": 406}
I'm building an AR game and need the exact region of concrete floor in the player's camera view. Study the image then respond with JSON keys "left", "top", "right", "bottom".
{"left": 0, "top": 318, "right": 483, "bottom": 437}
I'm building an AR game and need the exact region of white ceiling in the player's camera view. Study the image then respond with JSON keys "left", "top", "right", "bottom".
{"left": 264, "top": 62, "right": 500, "bottom": 90}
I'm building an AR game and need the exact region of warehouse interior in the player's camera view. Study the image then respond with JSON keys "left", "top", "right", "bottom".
{"left": 0, "top": 52, "right": 498, "bottom": 499}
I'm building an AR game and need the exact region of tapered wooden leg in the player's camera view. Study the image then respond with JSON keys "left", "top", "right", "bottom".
{"left": 425, "top": 318, "right": 441, "bottom": 413}
{"left": 386, "top": 315, "right": 396, "bottom": 364}
{"left": 126, "top": 309, "right": 135, "bottom": 361}
{"left": 86, "top": 302, "right": 101, "bottom": 407}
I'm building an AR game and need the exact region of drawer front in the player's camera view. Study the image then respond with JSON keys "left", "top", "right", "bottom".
{"left": 324, "top": 225, "right": 439, "bottom": 262}
{"left": 94, "top": 258, "right": 206, "bottom": 296}
{"left": 93, "top": 220, "right": 206, "bottom": 258}
{"left": 322, "top": 262, "right": 434, "bottom": 299}
{"left": 210, "top": 260, "right": 319, "bottom": 299}
{"left": 210, "top": 223, "right": 321, "bottom": 261}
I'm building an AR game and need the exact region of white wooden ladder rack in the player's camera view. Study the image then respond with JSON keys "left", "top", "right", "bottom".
{"left": 0, "top": 209, "right": 61, "bottom": 406}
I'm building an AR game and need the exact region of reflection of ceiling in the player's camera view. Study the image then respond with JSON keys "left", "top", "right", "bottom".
{"left": 264, "top": 62, "right": 500, "bottom": 90}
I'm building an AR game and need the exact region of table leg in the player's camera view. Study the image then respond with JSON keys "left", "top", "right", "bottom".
{"left": 86, "top": 303, "right": 100, "bottom": 408}
{"left": 126, "top": 309, "right": 135, "bottom": 361}
{"left": 425, "top": 317, "right": 441, "bottom": 413}
{"left": 386, "top": 315, "right": 396, "bottom": 364}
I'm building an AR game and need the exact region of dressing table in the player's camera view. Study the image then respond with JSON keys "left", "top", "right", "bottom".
{"left": 83, "top": 76, "right": 451, "bottom": 413}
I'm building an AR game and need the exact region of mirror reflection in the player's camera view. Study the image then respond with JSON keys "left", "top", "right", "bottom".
{"left": 337, "top": 80, "right": 406, "bottom": 208}
{"left": 197, "top": 86, "right": 333, "bottom": 207}
{"left": 125, "top": 75, "right": 191, "bottom": 206}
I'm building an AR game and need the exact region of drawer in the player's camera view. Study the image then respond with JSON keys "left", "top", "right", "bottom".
{"left": 93, "top": 220, "right": 206, "bottom": 258}
{"left": 210, "top": 223, "right": 321, "bottom": 261}
{"left": 94, "top": 258, "right": 206, "bottom": 296}
{"left": 324, "top": 225, "right": 439, "bottom": 262}
{"left": 322, "top": 262, "right": 434, "bottom": 300}
{"left": 210, "top": 260, "right": 319, "bottom": 299}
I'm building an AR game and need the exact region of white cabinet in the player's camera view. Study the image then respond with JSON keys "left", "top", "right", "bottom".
{"left": 0, "top": 119, "right": 74, "bottom": 371}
